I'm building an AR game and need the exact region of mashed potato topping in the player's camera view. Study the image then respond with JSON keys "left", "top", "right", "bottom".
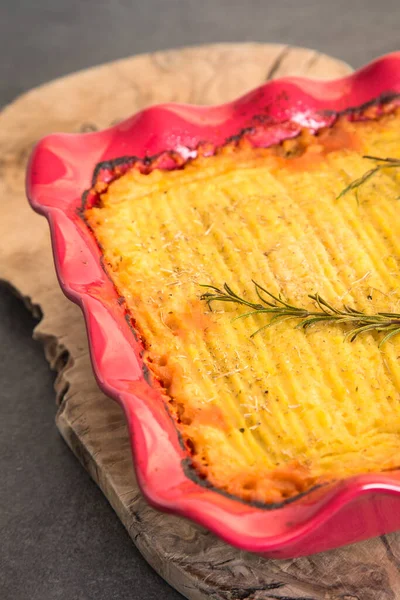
{"left": 85, "top": 109, "right": 400, "bottom": 503}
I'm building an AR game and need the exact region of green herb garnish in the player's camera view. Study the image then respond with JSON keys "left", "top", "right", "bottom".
{"left": 337, "top": 155, "right": 400, "bottom": 201}
{"left": 200, "top": 281, "right": 400, "bottom": 347}
{"left": 201, "top": 156, "right": 400, "bottom": 345}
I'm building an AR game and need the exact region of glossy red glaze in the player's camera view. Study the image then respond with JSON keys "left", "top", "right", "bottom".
{"left": 27, "top": 53, "right": 400, "bottom": 557}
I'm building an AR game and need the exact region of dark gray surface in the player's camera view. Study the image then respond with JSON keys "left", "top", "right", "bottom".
{"left": 0, "top": 285, "right": 179, "bottom": 600}
{"left": 0, "top": 1, "right": 399, "bottom": 599}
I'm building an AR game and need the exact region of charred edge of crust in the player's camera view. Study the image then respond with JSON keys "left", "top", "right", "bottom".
{"left": 124, "top": 312, "right": 140, "bottom": 343}
{"left": 181, "top": 458, "right": 326, "bottom": 510}
{"left": 77, "top": 189, "right": 90, "bottom": 217}
{"left": 323, "top": 91, "right": 400, "bottom": 117}
{"left": 91, "top": 155, "right": 139, "bottom": 186}
{"left": 88, "top": 94, "right": 400, "bottom": 197}
{"left": 224, "top": 126, "right": 256, "bottom": 145}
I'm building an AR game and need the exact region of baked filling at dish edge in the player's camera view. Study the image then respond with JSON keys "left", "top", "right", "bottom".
{"left": 84, "top": 107, "right": 400, "bottom": 504}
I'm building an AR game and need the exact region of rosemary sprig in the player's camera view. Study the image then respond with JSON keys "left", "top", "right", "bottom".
{"left": 200, "top": 281, "right": 400, "bottom": 347}
{"left": 337, "top": 155, "right": 400, "bottom": 201}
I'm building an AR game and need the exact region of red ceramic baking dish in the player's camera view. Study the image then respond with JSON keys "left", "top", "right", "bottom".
{"left": 27, "top": 53, "right": 400, "bottom": 558}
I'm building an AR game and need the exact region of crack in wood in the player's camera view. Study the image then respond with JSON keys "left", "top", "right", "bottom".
{"left": 304, "top": 52, "right": 319, "bottom": 72}
{"left": 266, "top": 596, "right": 317, "bottom": 600}
{"left": 228, "top": 583, "right": 285, "bottom": 598}
{"left": 264, "top": 46, "right": 290, "bottom": 81}
{"left": 381, "top": 536, "right": 400, "bottom": 571}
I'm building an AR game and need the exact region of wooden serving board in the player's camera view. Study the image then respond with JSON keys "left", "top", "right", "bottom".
{"left": 2, "top": 43, "right": 400, "bottom": 600}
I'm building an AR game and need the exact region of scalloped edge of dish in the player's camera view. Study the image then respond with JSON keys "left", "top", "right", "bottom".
{"left": 27, "top": 52, "right": 400, "bottom": 557}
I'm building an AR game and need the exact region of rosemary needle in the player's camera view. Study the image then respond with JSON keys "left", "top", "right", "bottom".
{"left": 200, "top": 281, "right": 400, "bottom": 347}
{"left": 337, "top": 155, "right": 400, "bottom": 201}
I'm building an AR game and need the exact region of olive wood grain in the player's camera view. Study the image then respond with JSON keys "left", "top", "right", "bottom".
{"left": 2, "top": 43, "right": 396, "bottom": 600}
